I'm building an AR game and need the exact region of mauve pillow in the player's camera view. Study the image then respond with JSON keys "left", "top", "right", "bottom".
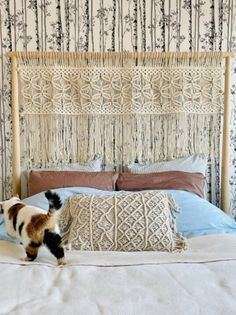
{"left": 28, "top": 171, "right": 119, "bottom": 196}
{"left": 116, "top": 171, "right": 206, "bottom": 198}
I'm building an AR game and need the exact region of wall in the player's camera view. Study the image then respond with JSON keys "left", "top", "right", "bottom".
{"left": 0, "top": 0, "right": 235, "bottom": 212}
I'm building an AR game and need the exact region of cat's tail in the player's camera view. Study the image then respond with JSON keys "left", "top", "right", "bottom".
{"left": 45, "top": 190, "right": 62, "bottom": 215}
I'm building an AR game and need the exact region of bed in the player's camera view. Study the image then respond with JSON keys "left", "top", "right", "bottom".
{"left": 0, "top": 51, "right": 236, "bottom": 315}
{"left": 1, "top": 187, "right": 236, "bottom": 314}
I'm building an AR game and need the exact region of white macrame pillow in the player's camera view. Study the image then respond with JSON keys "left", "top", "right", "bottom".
{"left": 60, "top": 191, "right": 187, "bottom": 252}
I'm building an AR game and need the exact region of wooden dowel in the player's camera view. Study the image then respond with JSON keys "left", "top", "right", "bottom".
{"left": 11, "top": 56, "right": 21, "bottom": 197}
{"left": 221, "top": 56, "right": 231, "bottom": 213}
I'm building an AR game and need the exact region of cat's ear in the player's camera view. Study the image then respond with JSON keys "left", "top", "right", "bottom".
{"left": 13, "top": 194, "right": 19, "bottom": 198}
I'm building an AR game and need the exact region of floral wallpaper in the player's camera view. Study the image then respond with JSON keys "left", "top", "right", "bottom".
{"left": 0, "top": 0, "right": 235, "bottom": 213}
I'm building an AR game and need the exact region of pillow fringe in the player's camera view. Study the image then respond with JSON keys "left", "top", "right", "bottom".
{"left": 167, "top": 193, "right": 188, "bottom": 252}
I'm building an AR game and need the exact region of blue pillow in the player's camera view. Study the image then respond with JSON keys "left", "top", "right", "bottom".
{"left": 1, "top": 187, "right": 236, "bottom": 242}
{"left": 24, "top": 187, "right": 236, "bottom": 238}
{"left": 171, "top": 190, "right": 236, "bottom": 238}
{"left": 0, "top": 215, "right": 20, "bottom": 243}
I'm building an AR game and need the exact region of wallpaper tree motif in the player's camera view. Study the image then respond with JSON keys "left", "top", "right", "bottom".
{"left": 0, "top": 0, "right": 235, "bottom": 213}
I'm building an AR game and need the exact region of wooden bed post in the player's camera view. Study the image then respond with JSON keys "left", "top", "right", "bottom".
{"left": 11, "top": 55, "right": 21, "bottom": 197}
{"left": 221, "top": 56, "right": 231, "bottom": 214}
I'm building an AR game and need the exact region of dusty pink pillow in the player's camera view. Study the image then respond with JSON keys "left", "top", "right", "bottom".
{"left": 116, "top": 171, "right": 206, "bottom": 198}
{"left": 28, "top": 171, "right": 119, "bottom": 196}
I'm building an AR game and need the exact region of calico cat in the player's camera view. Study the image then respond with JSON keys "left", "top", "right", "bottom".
{"left": 0, "top": 190, "right": 66, "bottom": 266}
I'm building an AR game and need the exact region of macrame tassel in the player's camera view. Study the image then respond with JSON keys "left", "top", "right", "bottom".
{"left": 172, "top": 233, "right": 188, "bottom": 252}
{"left": 165, "top": 193, "right": 188, "bottom": 253}
{"left": 22, "top": 113, "right": 221, "bottom": 204}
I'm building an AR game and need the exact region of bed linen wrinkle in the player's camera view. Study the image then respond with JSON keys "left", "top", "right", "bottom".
{"left": 1, "top": 262, "right": 236, "bottom": 315}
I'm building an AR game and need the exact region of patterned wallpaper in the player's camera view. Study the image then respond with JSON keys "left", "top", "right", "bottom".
{"left": 0, "top": 0, "right": 235, "bottom": 213}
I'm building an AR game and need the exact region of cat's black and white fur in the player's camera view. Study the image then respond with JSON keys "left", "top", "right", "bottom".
{"left": 0, "top": 190, "right": 66, "bottom": 265}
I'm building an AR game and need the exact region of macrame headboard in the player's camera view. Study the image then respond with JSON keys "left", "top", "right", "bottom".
{"left": 7, "top": 51, "right": 234, "bottom": 212}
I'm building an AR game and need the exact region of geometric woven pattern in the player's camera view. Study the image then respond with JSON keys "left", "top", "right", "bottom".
{"left": 59, "top": 191, "right": 187, "bottom": 252}
{"left": 19, "top": 66, "right": 223, "bottom": 115}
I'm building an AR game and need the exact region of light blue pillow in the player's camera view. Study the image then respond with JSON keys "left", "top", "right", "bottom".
{"left": 0, "top": 215, "right": 20, "bottom": 243}
{"left": 24, "top": 187, "right": 236, "bottom": 239}
{"left": 170, "top": 190, "right": 236, "bottom": 238}
{"left": 1, "top": 187, "right": 236, "bottom": 242}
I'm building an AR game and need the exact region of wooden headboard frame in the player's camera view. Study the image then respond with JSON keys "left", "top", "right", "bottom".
{"left": 7, "top": 51, "right": 234, "bottom": 213}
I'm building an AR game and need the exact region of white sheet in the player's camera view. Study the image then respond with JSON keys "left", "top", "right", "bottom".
{"left": 1, "top": 234, "right": 236, "bottom": 315}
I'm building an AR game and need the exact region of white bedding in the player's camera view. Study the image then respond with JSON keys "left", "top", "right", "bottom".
{"left": 1, "top": 234, "right": 236, "bottom": 315}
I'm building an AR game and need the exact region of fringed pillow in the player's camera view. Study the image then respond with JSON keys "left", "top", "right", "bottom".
{"left": 60, "top": 191, "right": 187, "bottom": 252}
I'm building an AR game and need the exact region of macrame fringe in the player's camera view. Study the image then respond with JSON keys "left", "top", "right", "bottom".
{"left": 166, "top": 193, "right": 188, "bottom": 252}
{"left": 172, "top": 233, "right": 188, "bottom": 252}
{"left": 21, "top": 112, "right": 221, "bottom": 205}
{"left": 21, "top": 113, "right": 221, "bottom": 168}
